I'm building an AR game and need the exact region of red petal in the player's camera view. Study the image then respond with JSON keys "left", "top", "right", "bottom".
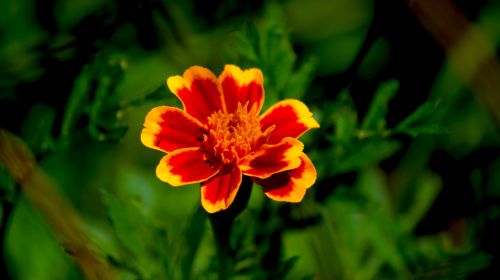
{"left": 239, "top": 137, "right": 303, "bottom": 179}
{"left": 201, "top": 166, "right": 242, "bottom": 213}
{"left": 167, "top": 66, "right": 224, "bottom": 123}
{"left": 219, "top": 65, "right": 264, "bottom": 113}
{"left": 156, "top": 148, "right": 220, "bottom": 186}
{"left": 260, "top": 99, "right": 320, "bottom": 144}
{"left": 141, "top": 106, "right": 204, "bottom": 152}
{"left": 255, "top": 153, "right": 316, "bottom": 202}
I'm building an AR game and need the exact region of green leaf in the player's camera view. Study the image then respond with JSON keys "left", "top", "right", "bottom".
{"left": 322, "top": 90, "right": 358, "bottom": 146}
{"left": 101, "top": 190, "right": 144, "bottom": 256}
{"left": 396, "top": 99, "right": 441, "bottom": 128}
{"left": 59, "top": 52, "right": 129, "bottom": 145}
{"left": 332, "top": 108, "right": 358, "bottom": 145}
{"left": 232, "top": 4, "right": 317, "bottom": 105}
{"left": 101, "top": 190, "right": 154, "bottom": 278}
{"left": 277, "top": 256, "right": 300, "bottom": 278}
{"left": 181, "top": 206, "right": 207, "bottom": 280}
{"left": 417, "top": 252, "right": 491, "bottom": 279}
{"left": 283, "top": 56, "right": 319, "bottom": 99}
{"left": 393, "top": 99, "right": 448, "bottom": 137}
{"left": 393, "top": 123, "right": 449, "bottom": 137}
{"left": 332, "top": 139, "right": 401, "bottom": 175}
{"left": 88, "top": 55, "right": 128, "bottom": 142}
{"left": 119, "top": 85, "right": 169, "bottom": 109}
{"left": 358, "top": 168, "right": 391, "bottom": 214}
{"left": 398, "top": 171, "right": 442, "bottom": 232}
{"left": 6, "top": 198, "right": 80, "bottom": 280}
{"left": 0, "top": 166, "right": 16, "bottom": 202}
{"left": 234, "top": 27, "right": 260, "bottom": 65}
{"left": 20, "top": 103, "right": 56, "bottom": 154}
{"left": 60, "top": 64, "right": 92, "bottom": 141}
{"left": 361, "top": 80, "right": 399, "bottom": 131}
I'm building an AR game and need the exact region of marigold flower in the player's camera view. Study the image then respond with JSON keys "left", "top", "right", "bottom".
{"left": 141, "top": 65, "right": 319, "bottom": 213}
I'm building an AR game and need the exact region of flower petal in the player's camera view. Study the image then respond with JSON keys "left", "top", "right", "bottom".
{"left": 254, "top": 153, "right": 316, "bottom": 202}
{"left": 239, "top": 137, "right": 303, "bottom": 179}
{"left": 201, "top": 166, "right": 242, "bottom": 213}
{"left": 141, "top": 106, "right": 204, "bottom": 153}
{"left": 219, "top": 65, "right": 264, "bottom": 113}
{"left": 167, "top": 66, "right": 224, "bottom": 123}
{"left": 260, "top": 99, "right": 320, "bottom": 144}
{"left": 156, "top": 148, "right": 220, "bottom": 186}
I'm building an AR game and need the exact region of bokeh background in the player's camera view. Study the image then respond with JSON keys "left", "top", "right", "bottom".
{"left": 1, "top": 0, "right": 500, "bottom": 279}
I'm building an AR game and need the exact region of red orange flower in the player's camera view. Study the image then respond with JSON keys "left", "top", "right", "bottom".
{"left": 141, "top": 65, "right": 319, "bottom": 213}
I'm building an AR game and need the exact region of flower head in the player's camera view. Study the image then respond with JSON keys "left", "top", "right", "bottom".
{"left": 141, "top": 65, "right": 319, "bottom": 213}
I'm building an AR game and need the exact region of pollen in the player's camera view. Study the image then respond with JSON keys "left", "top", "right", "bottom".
{"left": 203, "top": 103, "right": 273, "bottom": 165}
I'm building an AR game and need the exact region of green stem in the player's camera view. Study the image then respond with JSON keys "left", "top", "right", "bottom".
{"left": 209, "top": 215, "right": 232, "bottom": 280}
{"left": 208, "top": 176, "right": 253, "bottom": 280}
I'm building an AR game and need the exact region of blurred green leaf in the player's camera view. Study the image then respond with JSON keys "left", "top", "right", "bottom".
{"left": 88, "top": 54, "right": 128, "bottom": 142}
{"left": 101, "top": 190, "right": 158, "bottom": 279}
{"left": 358, "top": 168, "right": 391, "bottom": 214}
{"left": 322, "top": 90, "right": 358, "bottom": 146}
{"left": 232, "top": 4, "right": 318, "bottom": 105}
{"left": 60, "top": 63, "right": 92, "bottom": 142}
{"left": 416, "top": 252, "right": 491, "bottom": 280}
{"left": 487, "top": 158, "right": 500, "bottom": 197}
{"left": 21, "top": 103, "right": 56, "bottom": 154}
{"left": 394, "top": 123, "right": 449, "bottom": 137}
{"left": 393, "top": 99, "right": 448, "bottom": 137}
{"left": 398, "top": 172, "right": 442, "bottom": 232}
{"left": 233, "top": 26, "right": 260, "bottom": 65}
{"left": 181, "top": 206, "right": 207, "bottom": 280}
{"left": 332, "top": 107, "right": 358, "bottom": 144}
{"left": 312, "top": 171, "right": 417, "bottom": 280}
{"left": 332, "top": 138, "right": 401, "bottom": 175}
{"left": 0, "top": 166, "right": 15, "bottom": 202}
{"left": 59, "top": 52, "right": 130, "bottom": 145}
{"left": 316, "top": 186, "right": 408, "bottom": 280}
{"left": 118, "top": 85, "right": 169, "bottom": 109}
{"left": 6, "top": 198, "right": 80, "bottom": 280}
{"left": 283, "top": 56, "right": 319, "bottom": 100}
{"left": 263, "top": 21, "right": 295, "bottom": 98}
{"left": 277, "top": 256, "right": 300, "bottom": 278}
{"left": 361, "top": 80, "right": 399, "bottom": 131}
{"left": 397, "top": 100, "right": 441, "bottom": 129}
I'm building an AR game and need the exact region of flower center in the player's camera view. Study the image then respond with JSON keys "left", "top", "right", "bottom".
{"left": 203, "top": 103, "right": 270, "bottom": 165}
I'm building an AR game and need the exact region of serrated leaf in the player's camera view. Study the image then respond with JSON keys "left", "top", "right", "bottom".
{"left": 234, "top": 4, "right": 315, "bottom": 103}
{"left": 361, "top": 80, "right": 399, "bottom": 131}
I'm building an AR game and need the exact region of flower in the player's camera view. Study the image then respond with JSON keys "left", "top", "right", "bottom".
{"left": 141, "top": 65, "right": 319, "bottom": 213}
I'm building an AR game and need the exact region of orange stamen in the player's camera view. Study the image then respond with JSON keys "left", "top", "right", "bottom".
{"left": 203, "top": 103, "right": 271, "bottom": 165}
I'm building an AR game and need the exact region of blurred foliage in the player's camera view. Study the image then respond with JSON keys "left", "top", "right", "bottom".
{"left": 1, "top": 0, "right": 499, "bottom": 279}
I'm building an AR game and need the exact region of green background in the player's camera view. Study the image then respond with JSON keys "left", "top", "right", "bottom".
{"left": 1, "top": 0, "right": 499, "bottom": 279}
